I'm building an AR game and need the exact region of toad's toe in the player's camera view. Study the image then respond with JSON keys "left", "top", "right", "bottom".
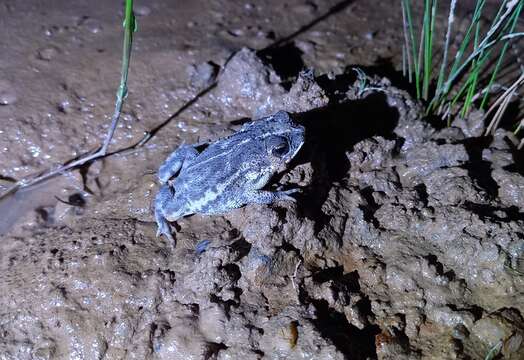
{"left": 155, "top": 208, "right": 176, "bottom": 247}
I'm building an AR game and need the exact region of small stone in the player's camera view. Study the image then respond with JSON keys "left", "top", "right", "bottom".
{"left": 452, "top": 324, "right": 470, "bottom": 340}
{"left": 195, "top": 240, "right": 211, "bottom": 254}
{"left": 134, "top": 5, "right": 151, "bottom": 16}
{"left": 292, "top": 3, "right": 317, "bottom": 15}
{"left": 0, "top": 81, "right": 17, "bottom": 105}
{"left": 227, "top": 28, "right": 245, "bottom": 37}
{"left": 295, "top": 40, "right": 316, "bottom": 54}
{"left": 0, "top": 91, "right": 17, "bottom": 105}
{"left": 504, "top": 332, "right": 523, "bottom": 356}
{"left": 57, "top": 99, "right": 72, "bottom": 113}
{"left": 189, "top": 62, "right": 219, "bottom": 89}
{"left": 82, "top": 18, "right": 102, "bottom": 33}
{"left": 365, "top": 31, "right": 376, "bottom": 40}
{"left": 37, "top": 46, "right": 59, "bottom": 61}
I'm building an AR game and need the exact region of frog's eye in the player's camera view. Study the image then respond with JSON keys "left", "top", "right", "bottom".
{"left": 271, "top": 140, "right": 290, "bottom": 157}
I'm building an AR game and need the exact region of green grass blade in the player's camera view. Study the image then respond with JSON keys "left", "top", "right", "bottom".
{"left": 401, "top": 0, "right": 413, "bottom": 82}
{"left": 441, "top": 0, "right": 521, "bottom": 97}
{"left": 480, "top": 1, "right": 523, "bottom": 109}
{"left": 461, "top": 66, "right": 479, "bottom": 116}
{"left": 459, "top": 18, "right": 482, "bottom": 116}
{"left": 443, "top": 0, "right": 486, "bottom": 94}
{"left": 100, "top": 0, "right": 136, "bottom": 153}
{"left": 484, "top": 341, "right": 502, "bottom": 360}
{"left": 422, "top": 0, "right": 430, "bottom": 99}
{"left": 422, "top": 0, "right": 437, "bottom": 100}
{"left": 403, "top": 0, "right": 421, "bottom": 98}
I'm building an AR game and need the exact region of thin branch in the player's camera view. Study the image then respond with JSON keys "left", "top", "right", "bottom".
{"left": 436, "top": 0, "right": 457, "bottom": 91}
{"left": 0, "top": 0, "right": 136, "bottom": 197}
{"left": 485, "top": 72, "right": 524, "bottom": 134}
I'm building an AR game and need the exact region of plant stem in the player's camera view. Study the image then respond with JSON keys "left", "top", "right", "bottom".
{"left": 441, "top": 0, "right": 520, "bottom": 96}
{"left": 436, "top": 0, "right": 456, "bottom": 93}
{"left": 422, "top": 0, "right": 437, "bottom": 100}
{"left": 101, "top": 0, "right": 136, "bottom": 155}
{"left": 480, "top": 1, "right": 523, "bottom": 109}
{"left": 403, "top": 0, "right": 421, "bottom": 97}
{"left": 401, "top": 0, "right": 413, "bottom": 82}
{"left": 1, "top": 0, "right": 136, "bottom": 195}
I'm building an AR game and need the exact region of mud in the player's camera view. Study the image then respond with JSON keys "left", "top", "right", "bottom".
{"left": 1, "top": 0, "right": 523, "bottom": 359}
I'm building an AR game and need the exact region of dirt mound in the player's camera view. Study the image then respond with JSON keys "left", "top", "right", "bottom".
{"left": 1, "top": 47, "right": 523, "bottom": 359}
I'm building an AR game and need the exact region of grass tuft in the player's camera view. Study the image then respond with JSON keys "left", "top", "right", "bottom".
{"left": 401, "top": 0, "right": 524, "bottom": 126}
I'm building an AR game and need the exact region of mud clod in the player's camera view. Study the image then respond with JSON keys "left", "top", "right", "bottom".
{"left": 1, "top": 2, "right": 524, "bottom": 359}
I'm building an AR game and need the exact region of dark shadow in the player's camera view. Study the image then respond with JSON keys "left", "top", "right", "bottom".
{"left": 296, "top": 266, "right": 380, "bottom": 358}
{"left": 504, "top": 150, "right": 524, "bottom": 176}
{"left": 463, "top": 202, "right": 524, "bottom": 222}
{"left": 460, "top": 136, "right": 499, "bottom": 199}
{"left": 205, "top": 342, "right": 228, "bottom": 360}
{"left": 312, "top": 266, "right": 359, "bottom": 288}
{"left": 495, "top": 100, "right": 521, "bottom": 132}
{"left": 258, "top": 43, "right": 305, "bottom": 86}
{"left": 311, "top": 298, "right": 380, "bottom": 359}
{"left": 359, "top": 186, "right": 381, "bottom": 227}
{"left": 424, "top": 254, "right": 456, "bottom": 282}
{"left": 281, "top": 72, "right": 400, "bottom": 231}
{"left": 0, "top": 174, "right": 17, "bottom": 182}
{"left": 229, "top": 237, "right": 252, "bottom": 261}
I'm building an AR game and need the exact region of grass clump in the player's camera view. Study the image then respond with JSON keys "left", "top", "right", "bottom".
{"left": 401, "top": 0, "right": 524, "bottom": 126}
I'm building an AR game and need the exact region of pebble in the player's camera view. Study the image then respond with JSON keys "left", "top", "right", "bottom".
{"left": 176, "top": 120, "right": 199, "bottom": 133}
{"left": 134, "top": 5, "right": 151, "bottom": 16}
{"left": 82, "top": 18, "right": 103, "bottom": 34}
{"left": 37, "top": 46, "right": 59, "bottom": 61}
{"left": 57, "top": 99, "right": 72, "bottom": 113}
{"left": 451, "top": 324, "right": 469, "bottom": 341}
{"left": 295, "top": 40, "right": 316, "bottom": 54}
{"left": 189, "top": 62, "right": 219, "bottom": 89}
{"left": 195, "top": 240, "right": 211, "bottom": 254}
{"left": 364, "top": 31, "right": 375, "bottom": 40}
{"left": 227, "top": 28, "right": 245, "bottom": 37}
{"left": 292, "top": 3, "right": 317, "bottom": 15}
{"left": 0, "top": 82, "right": 17, "bottom": 105}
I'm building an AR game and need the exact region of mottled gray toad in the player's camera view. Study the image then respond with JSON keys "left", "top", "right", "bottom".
{"left": 154, "top": 111, "right": 305, "bottom": 245}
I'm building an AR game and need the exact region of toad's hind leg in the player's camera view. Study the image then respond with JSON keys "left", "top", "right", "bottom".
{"left": 154, "top": 185, "right": 177, "bottom": 246}
{"left": 158, "top": 144, "right": 199, "bottom": 184}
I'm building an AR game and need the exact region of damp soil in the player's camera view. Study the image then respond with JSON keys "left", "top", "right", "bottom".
{"left": 1, "top": 0, "right": 524, "bottom": 359}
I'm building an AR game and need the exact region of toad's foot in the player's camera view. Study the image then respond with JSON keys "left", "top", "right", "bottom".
{"left": 154, "top": 185, "right": 177, "bottom": 247}
{"left": 155, "top": 209, "right": 176, "bottom": 247}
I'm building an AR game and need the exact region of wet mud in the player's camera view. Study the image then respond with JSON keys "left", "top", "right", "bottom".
{"left": 1, "top": 0, "right": 523, "bottom": 359}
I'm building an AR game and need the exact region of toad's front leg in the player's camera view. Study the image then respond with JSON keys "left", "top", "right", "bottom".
{"left": 240, "top": 188, "right": 300, "bottom": 205}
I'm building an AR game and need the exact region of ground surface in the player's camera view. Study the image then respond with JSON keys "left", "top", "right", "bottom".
{"left": 0, "top": 0, "right": 523, "bottom": 359}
